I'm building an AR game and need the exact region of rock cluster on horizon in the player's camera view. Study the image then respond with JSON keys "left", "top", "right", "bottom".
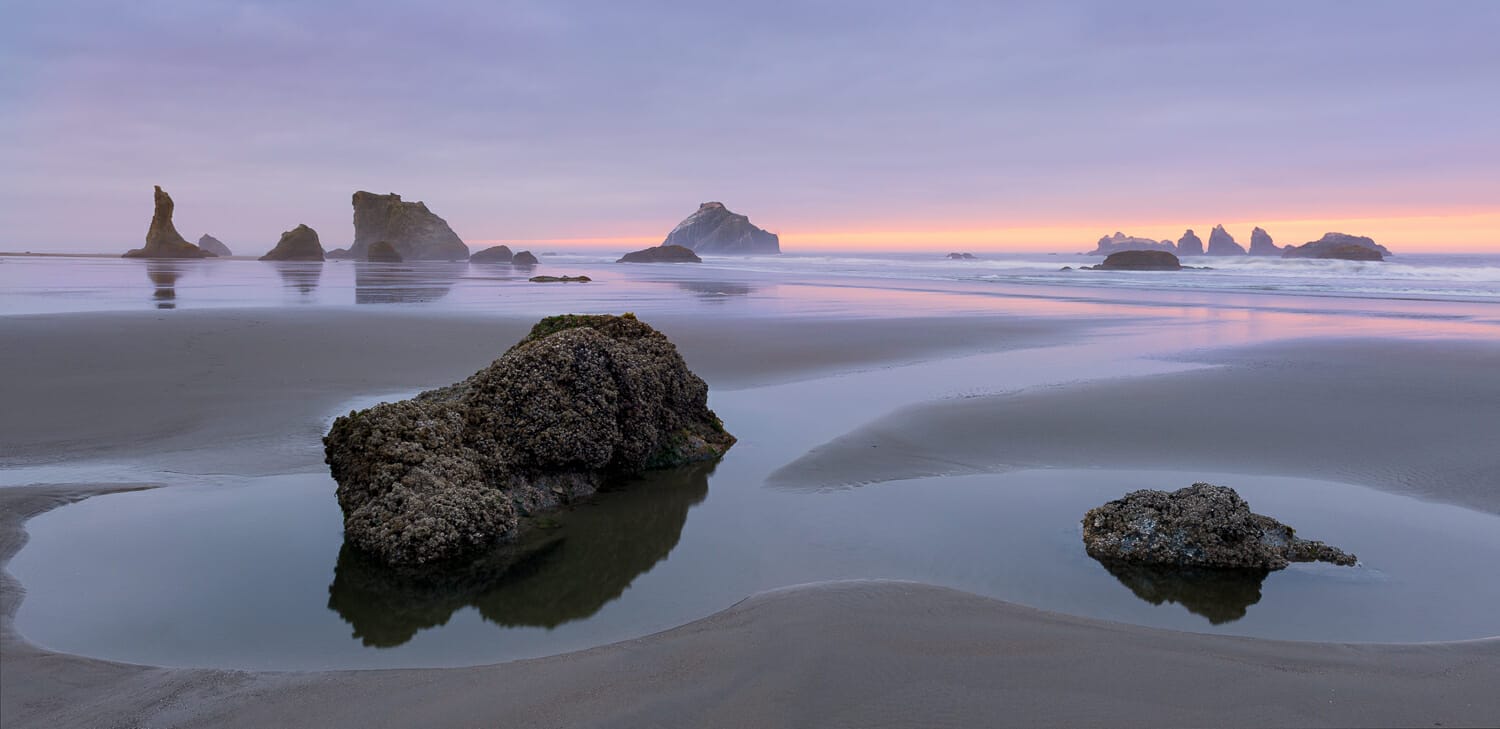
{"left": 1082, "top": 483, "right": 1356, "bottom": 570}
{"left": 1206, "top": 225, "right": 1246, "bottom": 255}
{"left": 618, "top": 244, "right": 702, "bottom": 263}
{"left": 1282, "top": 233, "right": 1389, "bottom": 261}
{"left": 1089, "top": 232, "right": 1176, "bottom": 256}
{"left": 324, "top": 314, "right": 736, "bottom": 566}
{"left": 367, "top": 240, "right": 403, "bottom": 262}
{"left": 1176, "top": 230, "right": 1204, "bottom": 256}
{"left": 123, "top": 186, "right": 215, "bottom": 259}
{"left": 197, "top": 234, "right": 232, "bottom": 257}
{"left": 259, "top": 224, "right": 326, "bottom": 261}
{"left": 350, "top": 191, "right": 470, "bottom": 261}
{"left": 469, "top": 245, "right": 514, "bottom": 263}
{"left": 662, "top": 202, "right": 780, "bottom": 255}
{"left": 947, "top": 252, "right": 979, "bottom": 260}
{"left": 1248, "top": 227, "right": 1280, "bottom": 256}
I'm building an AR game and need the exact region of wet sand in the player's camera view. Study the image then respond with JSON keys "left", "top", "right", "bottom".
{"left": 3, "top": 309, "right": 1499, "bottom": 727}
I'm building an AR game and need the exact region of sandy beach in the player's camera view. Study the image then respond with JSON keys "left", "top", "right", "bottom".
{"left": 2, "top": 297, "right": 1498, "bottom": 727}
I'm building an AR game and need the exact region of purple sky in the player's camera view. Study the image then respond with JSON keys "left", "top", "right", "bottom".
{"left": 3, "top": 1, "right": 1497, "bottom": 253}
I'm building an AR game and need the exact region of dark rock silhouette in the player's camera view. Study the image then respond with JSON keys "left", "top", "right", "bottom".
{"left": 350, "top": 191, "right": 470, "bottom": 261}
{"left": 1206, "top": 225, "right": 1246, "bottom": 256}
{"left": 123, "top": 186, "right": 214, "bottom": 259}
{"left": 1082, "top": 483, "right": 1356, "bottom": 570}
{"left": 512, "top": 250, "right": 539, "bottom": 266}
{"left": 469, "top": 245, "right": 514, "bottom": 263}
{"left": 259, "top": 224, "right": 326, "bottom": 261}
{"left": 367, "top": 241, "right": 403, "bottom": 263}
{"left": 529, "top": 275, "right": 591, "bottom": 283}
{"left": 947, "top": 252, "right": 979, "bottom": 260}
{"left": 1102, "top": 562, "right": 1269, "bottom": 624}
{"left": 326, "top": 462, "right": 713, "bottom": 646}
{"left": 326, "top": 248, "right": 356, "bottom": 260}
{"left": 1282, "top": 233, "right": 1389, "bottom": 261}
{"left": 324, "top": 314, "right": 735, "bottom": 566}
{"left": 618, "top": 245, "right": 702, "bottom": 263}
{"left": 1087, "top": 250, "right": 1182, "bottom": 271}
{"left": 197, "top": 234, "right": 232, "bottom": 257}
{"left": 1248, "top": 227, "right": 1280, "bottom": 256}
{"left": 1089, "top": 232, "right": 1176, "bottom": 255}
{"left": 662, "top": 202, "right": 780, "bottom": 254}
{"left": 1176, "top": 229, "right": 1204, "bottom": 256}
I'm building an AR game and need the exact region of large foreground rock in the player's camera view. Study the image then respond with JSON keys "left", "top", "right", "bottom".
{"left": 260, "top": 224, "right": 326, "bottom": 261}
{"left": 1089, "top": 232, "right": 1175, "bottom": 255}
{"left": 123, "top": 186, "right": 214, "bottom": 259}
{"left": 1089, "top": 250, "right": 1182, "bottom": 271}
{"left": 618, "top": 244, "right": 702, "bottom": 263}
{"left": 1282, "top": 233, "right": 1389, "bottom": 261}
{"left": 1176, "top": 229, "right": 1204, "bottom": 256}
{"left": 1206, "top": 225, "right": 1246, "bottom": 255}
{"left": 350, "top": 191, "right": 470, "bottom": 261}
{"left": 197, "top": 234, "right": 232, "bottom": 257}
{"left": 1248, "top": 227, "right": 1280, "bottom": 256}
{"left": 1082, "top": 483, "right": 1356, "bottom": 570}
{"left": 662, "top": 202, "right": 780, "bottom": 254}
{"left": 324, "top": 314, "right": 736, "bottom": 566}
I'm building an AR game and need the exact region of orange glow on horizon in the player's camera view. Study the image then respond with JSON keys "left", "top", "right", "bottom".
{"left": 476, "top": 211, "right": 1498, "bottom": 254}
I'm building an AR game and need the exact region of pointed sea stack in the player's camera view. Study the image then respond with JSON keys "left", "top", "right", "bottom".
{"left": 469, "top": 245, "right": 514, "bottom": 263}
{"left": 662, "top": 202, "right": 780, "bottom": 254}
{"left": 260, "top": 224, "right": 326, "bottom": 261}
{"left": 350, "top": 192, "right": 470, "bottom": 261}
{"left": 197, "top": 234, "right": 232, "bottom": 257}
{"left": 1248, "top": 227, "right": 1280, "bottom": 256}
{"left": 1176, "top": 229, "right": 1204, "bottom": 256}
{"left": 1206, "top": 225, "right": 1246, "bottom": 255}
{"left": 123, "top": 186, "right": 214, "bottom": 258}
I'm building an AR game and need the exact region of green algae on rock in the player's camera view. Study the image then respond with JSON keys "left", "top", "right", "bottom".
{"left": 324, "top": 313, "right": 735, "bottom": 566}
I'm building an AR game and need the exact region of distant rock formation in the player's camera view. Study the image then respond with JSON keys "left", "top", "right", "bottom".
{"left": 1282, "top": 233, "right": 1389, "bottom": 261}
{"left": 326, "top": 248, "right": 355, "bottom": 260}
{"left": 350, "top": 191, "right": 470, "bottom": 261}
{"left": 1089, "top": 232, "right": 1176, "bottom": 256}
{"left": 367, "top": 241, "right": 403, "bottom": 263}
{"left": 123, "top": 186, "right": 214, "bottom": 259}
{"left": 947, "top": 252, "right": 979, "bottom": 260}
{"left": 260, "top": 224, "right": 326, "bottom": 261}
{"left": 1082, "top": 483, "right": 1356, "bottom": 570}
{"left": 618, "top": 245, "right": 702, "bottom": 263}
{"left": 197, "top": 234, "right": 232, "bottom": 257}
{"left": 662, "top": 202, "right": 780, "bottom": 254}
{"left": 1206, "top": 225, "right": 1246, "bottom": 255}
{"left": 1248, "top": 227, "right": 1280, "bottom": 256}
{"left": 529, "top": 275, "right": 591, "bottom": 283}
{"left": 469, "top": 245, "right": 514, "bottom": 263}
{"left": 512, "top": 250, "right": 539, "bottom": 266}
{"left": 1085, "top": 250, "right": 1182, "bottom": 271}
{"left": 323, "top": 314, "right": 736, "bottom": 566}
{"left": 1176, "top": 229, "right": 1204, "bottom": 256}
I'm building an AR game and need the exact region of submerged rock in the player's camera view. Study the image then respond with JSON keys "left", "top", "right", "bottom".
{"left": 1248, "top": 227, "right": 1280, "bottom": 256}
{"left": 1282, "top": 233, "right": 1389, "bottom": 261}
{"left": 662, "top": 202, "right": 780, "bottom": 254}
{"left": 1176, "top": 229, "right": 1204, "bottom": 256}
{"left": 469, "top": 245, "right": 514, "bottom": 263}
{"left": 197, "top": 234, "right": 232, "bottom": 257}
{"left": 350, "top": 191, "right": 470, "bottom": 261}
{"left": 324, "top": 314, "right": 736, "bottom": 567}
{"left": 617, "top": 244, "right": 702, "bottom": 263}
{"left": 124, "top": 186, "right": 214, "bottom": 259}
{"left": 367, "top": 240, "right": 403, "bottom": 262}
{"left": 1206, "top": 225, "right": 1246, "bottom": 256}
{"left": 1081, "top": 483, "right": 1356, "bottom": 570}
{"left": 511, "top": 250, "right": 539, "bottom": 266}
{"left": 529, "top": 275, "right": 591, "bottom": 283}
{"left": 259, "top": 224, "right": 326, "bottom": 261}
{"left": 1090, "top": 250, "right": 1182, "bottom": 271}
{"left": 1089, "top": 232, "right": 1176, "bottom": 256}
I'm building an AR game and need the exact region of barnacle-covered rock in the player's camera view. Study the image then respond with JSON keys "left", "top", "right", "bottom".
{"left": 325, "top": 314, "right": 734, "bottom": 566}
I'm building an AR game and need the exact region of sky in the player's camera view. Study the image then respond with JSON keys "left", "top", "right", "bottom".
{"left": 2, "top": 0, "right": 1497, "bottom": 254}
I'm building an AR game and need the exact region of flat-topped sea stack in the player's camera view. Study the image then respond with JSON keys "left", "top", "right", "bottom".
{"left": 260, "top": 224, "right": 326, "bottom": 261}
{"left": 350, "top": 191, "right": 470, "bottom": 261}
{"left": 512, "top": 250, "right": 539, "bottom": 266}
{"left": 1089, "top": 232, "right": 1176, "bottom": 255}
{"left": 367, "top": 241, "right": 403, "bottom": 262}
{"left": 469, "top": 245, "right": 514, "bottom": 263}
{"left": 1176, "top": 230, "right": 1204, "bottom": 256}
{"left": 662, "top": 202, "right": 780, "bottom": 255}
{"left": 1090, "top": 250, "right": 1182, "bottom": 271}
{"left": 618, "top": 244, "right": 702, "bottom": 263}
{"left": 1206, "top": 225, "right": 1246, "bottom": 255}
{"left": 324, "top": 313, "right": 736, "bottom": 566}
{"left": 1248, "top": 227, "right": 1280, "bottom": 256}
{"left": 1082, "top": 483, "right": 1356, "bottom": 570}
{"left": 197, "top": 234, "right": 232, "bottom": 257}
{"left": 123, "top": 186, "right": 215, "bottom": 259}
{"left": 1282, "top": 233, "right": 1389, "bottom": 261}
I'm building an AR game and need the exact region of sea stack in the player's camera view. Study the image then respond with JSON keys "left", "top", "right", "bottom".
{"left": 260, "top": 224, "right": 326, "bottom": 261}
{"left": 1176, "top": 229, "right": 1204, "bottom": 256}
{"left": 662, "top": 202, "right": 780, "bottom": 254}
{"left": 349, "top": 192, "right": 470, "bottom": 261}
{"left": 617, "top": 245, "right": 702, "bottom": 263}
{"left": 512, "top": 250, "right": 539, "bottom": 266}
{"left": 367, "top": 241, "right": 403, "bottom": 262}
{"left": 1248, "top": 227, "right": 1280, "bottom": 256}
{"left": 1206, "top": 225, "right": 1246, "bottom": 256}
{"left": 1090, "top": 250, "right": 1183, "bottom": 271}
{"left": 1089, "top": 232, "right": 1176, "bottom": 255}
{"left": 469, "top": 245, "right": 514, "bottom": 263}
{"left": 123, "top": 186, "right": 215, "bottom": 259}
{"left": 197, "top": 235, "right": 232, "bottom": 257}
{"left": 1282, "top": 233, "right": 1389, "bottom": 261}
